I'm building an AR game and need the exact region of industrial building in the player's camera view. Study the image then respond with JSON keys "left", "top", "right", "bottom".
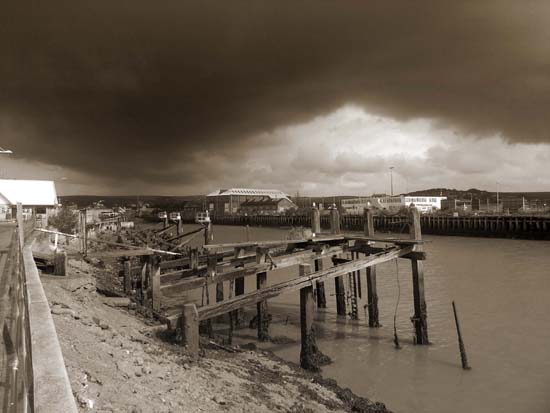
{"left": 342, "top": 195, "right": 447, "bottom": 214}
{"left": 206, "top": 188, "right": 296, "bottom": 215}
{"left": 0, "top": 179, "right": 59, "bottom": 226}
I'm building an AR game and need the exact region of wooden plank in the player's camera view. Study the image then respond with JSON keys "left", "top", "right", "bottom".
{"left": 198, "top": 245, "right": 414, "bottom": 321}
{"left": 353, "top": 244, "right": 426, "bottom": 260}
{"left": 159, "top": 245, "right": 346, "bottom": 293}
{"left": 84, "top": 249, "right": 154, "bottom": 258}
{"left": 33, "top": 228, "right": 183, "bottom": 256}
{"left": 345, "top": 235, "right": 425, "bottom": 244}
{"left": 202, "top": 235, "right": 346, "bottom": 251}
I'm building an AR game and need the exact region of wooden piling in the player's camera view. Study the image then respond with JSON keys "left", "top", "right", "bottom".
{"left": 256, "top": 248, "right": 269, "bottom": 341}
{"left": 311, "top": 207, "right": 321, "bottom": 235}
{"left": 364, "top": 208, "right": 380, "bottom": 327}
{"left": 181, "top": 304, "right": 200, "bottom": 358}
{"left": 123, "top": 260, "right": 132, "bottom": 293}
{"left": 54, "top": 250, "right": 67, "bottom": 276}
{"left": 190, "top": 248, "right": 199, "bottom": 270}
{"left": 332, "top": 256, "right": 347, "bottom": 316}
{"left": 330, "top": 208, "right": 341, "bottom": 234}
{"left": 204, "top": 221, "right": 213, "bottom": 245}
{"left": 452, "top": 301, "right": 471, "bottom": 370}
{"left": 211, "top": 254, "right": 224, "bottom": 303}
{"left": 149, "top": 255, "right": 161, "bottom": 311}
{"left": 299, "top": 264, "right": 317, "bottom": 370}
{"left": 140, "top": 257, "right": 149, "bottom": 304}
{"left": 409, "top": 207, "right": 429, "bottom": 344}
{"left": 314, "top": 259, "right": 326, "bottom": 308}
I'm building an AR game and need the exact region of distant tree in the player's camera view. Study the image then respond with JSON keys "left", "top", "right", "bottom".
{"left": 49, "top": 206, "right": 78, "bottom": 234}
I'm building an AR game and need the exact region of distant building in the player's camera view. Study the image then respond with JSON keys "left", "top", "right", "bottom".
{"left": 403, "top": 196, "right": 447, "bottom": 213}
{"left": 206, "top": 188, "right": 296, "bottom": 215}
{"left": 342, "top": 196, "right": 403, "bottom": 215}
{"left": 441, "top": 198, "right": 473, "bottom": 212}
{"left": 342, "top": 195, "right": 447, "bottom": 215}
{"left": 181, "top": 201, "right": 204, "bottom": 220}
{"left": 239, "top": 197, "right": 296, "bottom": 215}
{"left": 0, "top": 179, "right": 59, "bottom": 226}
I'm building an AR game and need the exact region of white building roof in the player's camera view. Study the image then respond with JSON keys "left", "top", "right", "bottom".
{"left": 0, "top": 179, "right": 58, "bottom": 206}
{"left": 207, "top": 188, "right": 290, "bottom": 199}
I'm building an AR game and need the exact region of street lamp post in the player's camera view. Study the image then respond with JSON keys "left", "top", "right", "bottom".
{"left": 389, "top": 166, "right": 394, "bottom": 196}
{"left": 496, "top": 181, "right": 500, "bottom": 214}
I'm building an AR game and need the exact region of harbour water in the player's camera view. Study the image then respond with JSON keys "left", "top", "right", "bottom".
{"left": 182, "top": 224, "right": 550, "bottom": 413}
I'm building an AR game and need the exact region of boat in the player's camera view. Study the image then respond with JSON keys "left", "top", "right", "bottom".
{"left": 195, "top": 211, "right": 211, "bottom": 224}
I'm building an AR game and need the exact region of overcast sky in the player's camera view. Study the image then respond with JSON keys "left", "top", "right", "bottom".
{"left": 1, "top": 1, "right": 549, "bottom": 196}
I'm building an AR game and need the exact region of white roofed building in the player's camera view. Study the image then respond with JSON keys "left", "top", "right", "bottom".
{"left": 0, "top": 179, "right": 59, "bottom": 224}
{"left": 206, "top": 188, "right": 295, "bottom": 215}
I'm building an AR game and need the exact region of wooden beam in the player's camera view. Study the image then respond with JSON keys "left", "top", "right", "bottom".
{"left": 33, "top": 228, "right": 183, "bottom": 256}
{"left": 202, "top": 235, "right": 346, "bottom": 251}
{"left": 83, "top": 249, "right": 155, "bottom": 258}
{"left": 353, "top": 244, "right": 426, "bottom": 260}
{"left": 198, "top": 245, "right": 414, "bottom": 321}
{"left": 159, "top": 245, "right": 346, "bottom": 293}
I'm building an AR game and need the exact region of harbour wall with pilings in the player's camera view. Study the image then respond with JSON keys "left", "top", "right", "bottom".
{"left": 185, "top": 214, "right": 550, "bottom": 240}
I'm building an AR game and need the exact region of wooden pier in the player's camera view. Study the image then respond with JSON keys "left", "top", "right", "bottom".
{"left": 193, "top": 213, "right": 550, "bottom": 240}
{"left": 114, "top": 206, "right": 431, "bottom": 365}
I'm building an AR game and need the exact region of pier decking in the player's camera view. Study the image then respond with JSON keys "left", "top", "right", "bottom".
{"left": 108, "top": 207, "right": 430, "bottom": 364}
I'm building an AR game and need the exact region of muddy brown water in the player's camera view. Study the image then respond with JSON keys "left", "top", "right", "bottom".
{"left": 166, "top": 223, "right": 550, "bottom": 413}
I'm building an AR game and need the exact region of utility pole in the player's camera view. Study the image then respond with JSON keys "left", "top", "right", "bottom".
{"left": 496, "top": 181, "right": 500, "bottom": 214}
{"left": 389, "top": 166, "right": 395, "bottom": 196}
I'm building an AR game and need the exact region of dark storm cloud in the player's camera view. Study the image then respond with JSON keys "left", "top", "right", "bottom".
{"left": 1, "top": 1, "right": 549, "bottom": 187}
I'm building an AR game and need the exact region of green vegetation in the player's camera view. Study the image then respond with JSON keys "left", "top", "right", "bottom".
{"left": 49, "top": 206, "right": 78, "bottom": 234}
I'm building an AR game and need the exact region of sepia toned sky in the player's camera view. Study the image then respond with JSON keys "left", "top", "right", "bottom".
{"left": 1, "top": 1, "right": 550, "bottom": 195}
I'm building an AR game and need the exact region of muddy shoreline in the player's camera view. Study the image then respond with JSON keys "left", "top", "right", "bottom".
{"left": 37, "top": 237, "right": 391, "bottom": 412}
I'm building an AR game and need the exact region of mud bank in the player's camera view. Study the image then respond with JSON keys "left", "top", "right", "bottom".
{"left": 39, "top": 253, "right": 390, "bottom": 413}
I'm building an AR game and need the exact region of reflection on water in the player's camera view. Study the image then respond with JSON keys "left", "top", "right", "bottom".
{"left": 179, "top": 224, "right": 550, "bottom": 413}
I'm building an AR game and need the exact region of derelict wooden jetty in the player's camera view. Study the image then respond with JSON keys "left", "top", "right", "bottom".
{"left": 39, "top": 206, "right": 430, "bottom": 369}
{"left": 108, "top": 206, "right": 429, "bottom": 367}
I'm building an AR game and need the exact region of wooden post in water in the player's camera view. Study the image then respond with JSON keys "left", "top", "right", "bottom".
{"left": 311, "top": 206, "right": 321, "bottom": 235}
{"left": 204, "top": 220, "right": 213, "bottom": 246}
{"left": 409, "top": 207, "right": 429, "bottom": 344}
{"left": 311, "top": 208, "right": 326, "bottom": 307}
{"left": 299, "top": 264, "right": 317, "bottom": 370}
{"left": 150, "top": 255, "right": 161, "bottom": 312}
{"left": 190, "top": 248, "right": 199, "bottom": 270}
{"left": 123, "top": 259, "right": 132, "bottom": 293}
{"left": 315, "top": 258, "right": 326, "bottom": 308}
{"left": 332, "top": 256, "right": 347, "bottom": 316}
{"left": 452, "top": 301, "right": 471, "bottom": 370}
{"left": 330, "top": 206, "right": 346, "bottom": 315}
{"left": 211, "top": 253, "right": 223, "bottom": 303}
{"left": 181, "top": 304, "right": 199, "bottom": 358}
{"left": 330, "top": 207, "right": 341, "bottom": 234}
{"left": 364, "top": 208, "right": 380, "bottom": 327}
{"left": 256, "top": 248, "right": 269, "bottom": 341}
{"left": 140, "top": 256, "right": 149, "bottom": 305}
